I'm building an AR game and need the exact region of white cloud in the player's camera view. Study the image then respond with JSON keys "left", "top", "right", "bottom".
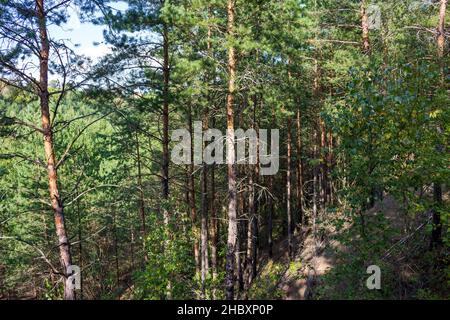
{"left": 81, "top": 44, "right": 112, "bottom": 61}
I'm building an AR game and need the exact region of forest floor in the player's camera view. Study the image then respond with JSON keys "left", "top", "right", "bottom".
{"left": 278, "top": 195, "right": 402, "bottom": 300}
{"left": 249, "top": 194, "right": 448, "bottom": 300}
{"left": 279, "top": 227, "right": 337, "bottom": 300}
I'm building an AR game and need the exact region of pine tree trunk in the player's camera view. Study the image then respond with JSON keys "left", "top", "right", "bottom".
{"left": 225, "top": 0, "right": 238, "bottom": 300}
{"left": 267, "top": 175, "right": 273, "bottom": 259}
{"left": 237, "top": 189, "right": 244, "bottom": 295}
{"left": 361, "top": 0, "right": 371, "bottom": 54}
{"left": 245, "top": 168, "right": 254, "bottom": 287}
{"left": 113, "top": 209, "right": 120, "bottom": 288}
{"left": 296, "top": 108, "right": 304, "bottom": 227}
{"left": 37, "top": 0, "right": 74, "bottom": 300}
{"left": 161, "top": 23, "right": 170, "bottom": 205}
{"left": 187, "top": 104, "right": 200, "bottom": 278}
{"left": 130, "top": 219, "right": 135, "bottom": 271}
{"left": 328, "top": 130, "right": 334, "bottom": 204}
{"left": 207, "top": 11, "right": 218, "bottom": 295}
{"left": 252, "top": 96, "right": 259, "bottom": 281}
{"left": 287, "top": 118, "right": 293, "bottom": 259}
{"left": 200, "top": 114, "right": 210, "bottom": 298}
{"left": 161, "top": 16, "right": 172, "bottom": 299}
{"left": 437, "top": 0, "right": 447, "bottom": 59}
{"left": 320, "top": 118, "right": 327, "bottom": 208}
{"left": 76, "top": 187, "right": 83, "bottom": 299}
{"left": 135, "top": 131, "right": 147, "bottom": 262}
{"left": 209, "top": 149, "right": 218, "bottom": 297}
{"left": 312, "top": 129, "right": 318, "bottom": 240}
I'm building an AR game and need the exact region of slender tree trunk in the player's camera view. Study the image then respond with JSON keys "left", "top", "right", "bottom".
{"left": 237, "top": 189, "right": 244, "bottom": 295}
{"left": 245, "top": 169, "right": 254, "bottom": 286}
{"left": 76, "top": 187, "right": 83, "bottom": 299}
{"left": 37, "top": 0, "right": 74, "bottom": 300}
{"left": 161, "top": 21, "right": 170, "bottom": 206}
{"left": 252, "top": 212, "right": 258, "bottom": 279}
{"left": 161, "top": 18, "right": 172, "bottom": 299}
{"left": 361, "top": 0, "right": 371, "bottom": 54}
{"left": 200, "top": 114, "right": 210, "bottom": 299}
{"left": 252, "top": 97, "right": 259, "bottom": 281}
{"left": 312, "top": 59, "right": 319, "bottom": 240}
{"left": 312, "top": 129, "right": 318, "bottom": 240}
{"left": 328, "top": 130, "right": 334, "bottom": 204}
{"left": 209, "top": 118, "right": 218, "bottom": 294}
{"left": 225, "top": 0, "right": 238, "bottom": 300}
{"left": 319, "top": 118, "right": 327, "bottom": 208}
{"left": 296, "top": 108, "right": 304, "bottom": 228}
{"left": 267, "top": 176, "right": 273, "bottom": 259}
{"left": 113, "top": 209, "right": 120, "bottom": 288}
{"left": 207, "top": 11, "right": 218, "bottom": 297}
{"left": 437, "top": 0, "right": 447, "bottom": 59}
{"left": 161, "top": 20, "right": 170, "bottom": 208}
{"left": 287, "top": 118, "right": 293, "bottom": 259}
{"left": 135, "top": 131, "right": 147, "bottom": 262}
{"left": 187, "top": 104, "right": 200, "bottom": 278}
{"left": 130, "top": 220, "right": 135, "bottom": 271}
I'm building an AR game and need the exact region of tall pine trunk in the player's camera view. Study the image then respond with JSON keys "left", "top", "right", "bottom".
{"left": 187, "top": 104, "right": 200, "bottom": 278}
{"left": 296, "top": 108, "right": 304, "bottom": 227}
{"left": 37, "top": 0, "right": 74, "bottom": 300}
{"left": 161, "top": 18, "right": 172, "bottom": 299}
{"left": 225, "top": 0, "right": 238, "bottom": 300}
{"left": 319, "top": 118, "right": 327, "bottom": 209}
{"left": 200, "top": 114, "right": 210, "bottom": 298}
{"left": 328, "top": 130, "right": 334, "bottom": 204}
{"left": 267, "top": 175, "right": 273, "bottom": 259}
{"left": 207, "top": 10, "right": 218, "bottom": 295}
{"left": 361, "top": 0, "right": 370, "bottom": 54}
{"left": 287, "top": 118, "right": 293, "bottom": 259}
{"left": 209, "top": 118, "right": 218, "bottom": 293}
{"left": 135, "top": 131, "right": 147, "bottom": 262}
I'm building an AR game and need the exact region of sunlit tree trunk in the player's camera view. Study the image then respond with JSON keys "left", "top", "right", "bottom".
{"left": 361, "top": 0, "right": 370, "bottom": 54}
{"left": 437, "top": 0, "right": 447, "bottom": 59}
{"left": 225, "top": 0, "right": 238, "bottom": 300}
{"left": 37, "top": 0, "right": 74, "bottom": 300}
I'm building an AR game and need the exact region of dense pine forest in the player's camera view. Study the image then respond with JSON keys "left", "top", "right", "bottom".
{"left": 0, "top": 0, "right": 448, "bottom": 300}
